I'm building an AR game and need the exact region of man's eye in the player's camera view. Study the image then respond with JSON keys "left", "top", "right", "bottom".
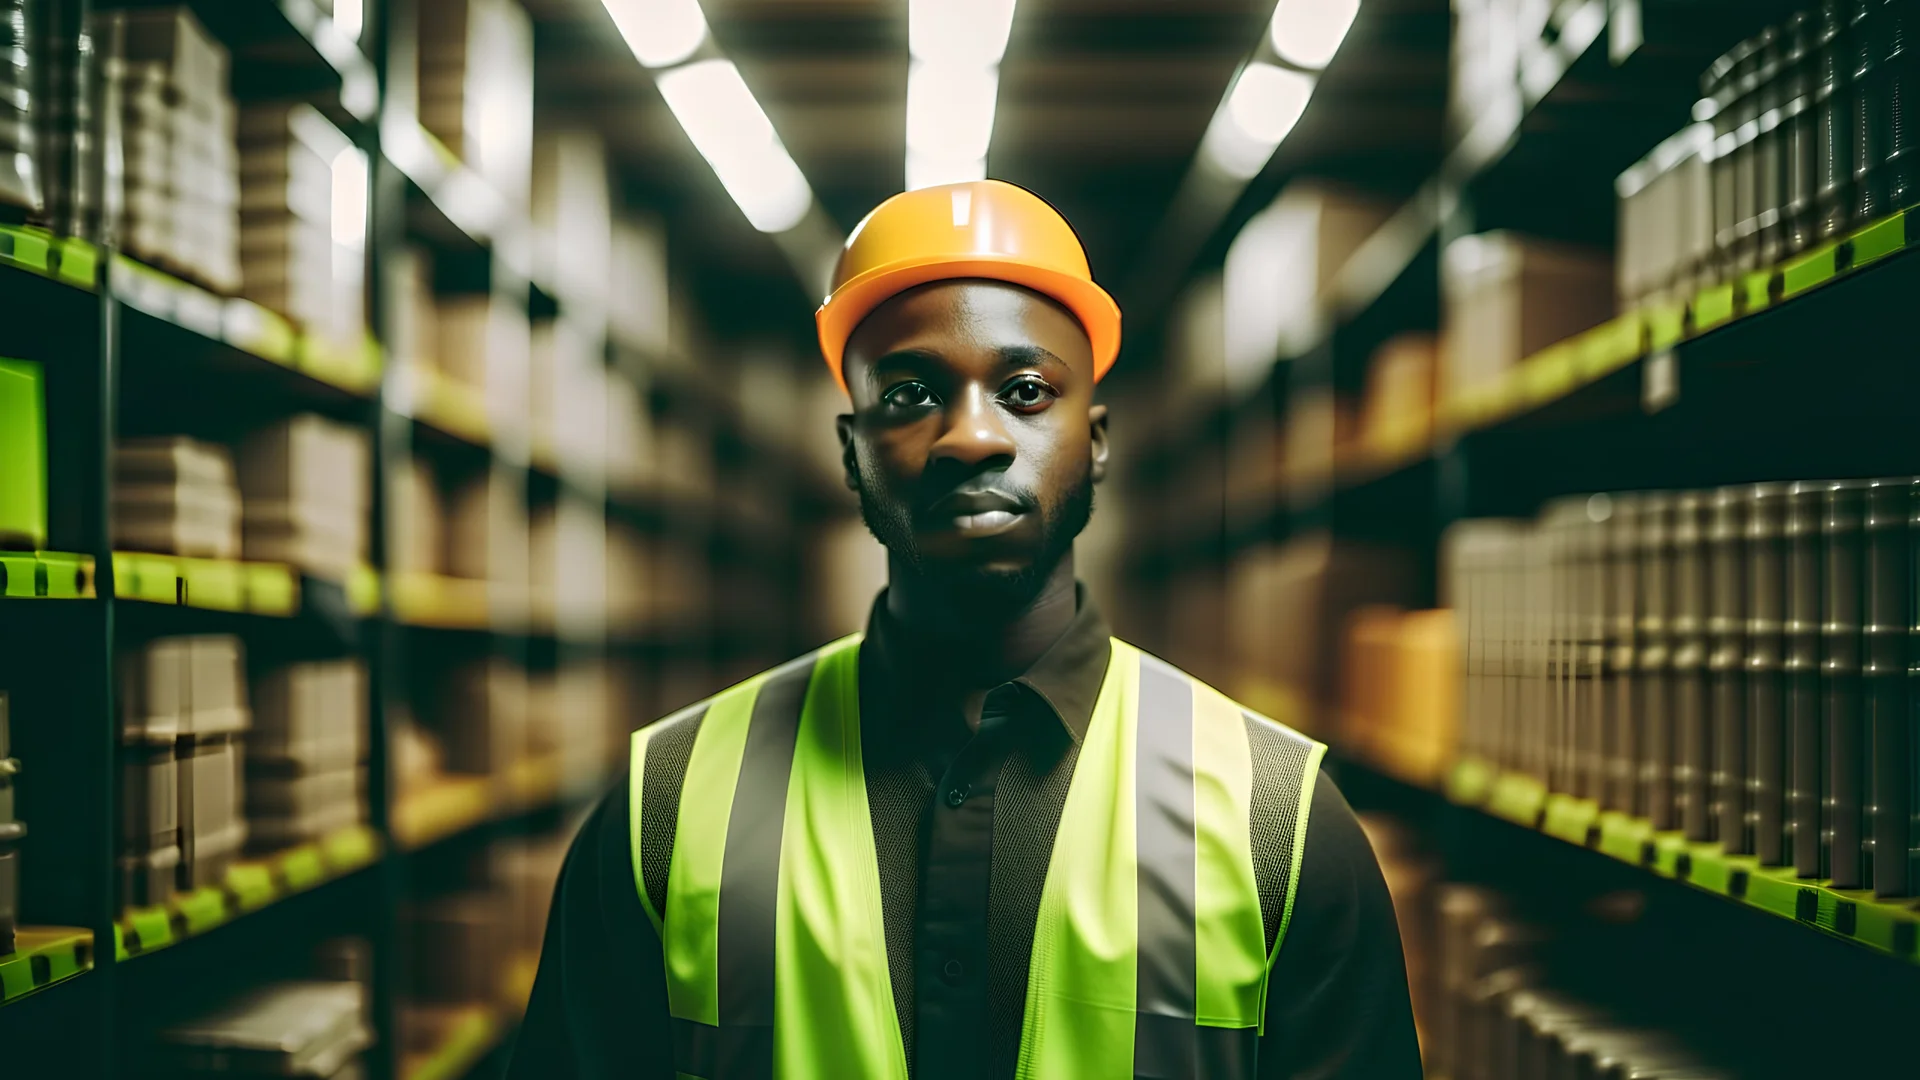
{"left": 1001, "top": 377, "right": 1056, "bottom": 410}
{"left": 883, "top": 382, "right": 936, "bottom": 408}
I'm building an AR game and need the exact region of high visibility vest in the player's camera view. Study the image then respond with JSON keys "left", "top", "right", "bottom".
{"left": 628, "top": 634, "right": 1326, "bottom": 1079}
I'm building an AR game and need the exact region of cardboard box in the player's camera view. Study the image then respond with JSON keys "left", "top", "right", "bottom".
{"left": 178, "top": 735, "right": 246, "bottom": 888}
{"left": 1441, "top": 232, "right": 1614, "bottom": 405}
{"left": 250, "top": 660, "right": 367, "bottom": 772}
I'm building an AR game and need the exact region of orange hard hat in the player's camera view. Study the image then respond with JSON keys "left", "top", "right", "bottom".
{"left": 815, "top": 179, "right": 1121, "bottom": 393}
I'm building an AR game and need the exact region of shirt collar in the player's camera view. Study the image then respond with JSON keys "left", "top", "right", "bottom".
{"left": 861, "top": 582, "right": 1113, "bottom": 746}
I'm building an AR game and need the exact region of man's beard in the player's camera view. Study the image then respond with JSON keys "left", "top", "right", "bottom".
{"left": 859, "top": 469, "right": 1094, "bottom": 614}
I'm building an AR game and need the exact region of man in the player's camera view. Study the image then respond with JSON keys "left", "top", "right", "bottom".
{"left": 508, "top": 180, "right": 1420, "bottom": 1079}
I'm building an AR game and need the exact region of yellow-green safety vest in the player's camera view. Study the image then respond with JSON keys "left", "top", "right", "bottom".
{"left": 628, "top": 634, "right": 1326, "bottom": 1079}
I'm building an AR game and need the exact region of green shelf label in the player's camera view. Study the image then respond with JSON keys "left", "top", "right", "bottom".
{"left": 1686, "top": 846, "right": 1736, "bottom": 893}
{"left": 41, "top": 942, "right": 81, "bottom": 984}
{"left": 184, "top": 560, "right": 245, "bottom": 612}
{"left": 1782, "top": 242, "right": 1838, "bottom": 297}
{"left": 1595, "top": 812, "right": 1653, "bottom": 865}
{"left": 37, "top": 553, "right": 88, "bottom": 598}
{"left": 1743, "top": 867, "right": 1808, "bottom": 921}
{"left": 1740, "top": 271, "right": 1771, "bottom": 316}
{"left": 227, "top": 864, "right": 275, "bottom": 910}
{"left": 1541, "top": 796, "right": 1599, "bottom": 845}
{"left": 1646, "top": 304, "right": 1684, "bottom": 351}
{"left": 281, "top": 846, "right": 325, "bottom": 891}
{"left": 1693, "top": 283, "right": 1735, "bottom": 330}
{"left": 1486, "top": 772, "right": 1546, "bottom": 827}
{"left": 0, "top": 953, "right": 33, "bottom": 999}
{"left": 54, "top": 238, "right": 97, "bottom": 287}
{"left": 324, "top": 826, "right": 377, "bottom": 870}
{"left": 247, "top": 565, "right": 298, "bottom": 616}
{"left": 1445, "top": 758, "right": 1495, "bottom": 806}
{"left": 127, "top": 907, "right": 173, "bottom": 952}
{"left": 1850, "top": 212, "right": 1905, "bottom": 266}
{"left": 177, "top": 887, "right": 228, "bottom": 935}
{"left": 0, "top": 225, "right": 50, "bottom": 273}
{"left": 1651, "top": 833, "right": 1689, "bottom": 877}
{"left": 0, "top": 554, "right": 36, "bottom": 598}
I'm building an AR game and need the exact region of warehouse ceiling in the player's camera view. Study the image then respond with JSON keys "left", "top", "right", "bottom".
{"left": 526, "top": 0, "right": 1449, "bottom": 362}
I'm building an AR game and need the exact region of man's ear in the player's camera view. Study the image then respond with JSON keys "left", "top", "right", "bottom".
{"left": 1089, "top": 403, "right": 1110, "bottom": 484}
{"left": 835, "top": 413, "right": 861, "bottom": 491}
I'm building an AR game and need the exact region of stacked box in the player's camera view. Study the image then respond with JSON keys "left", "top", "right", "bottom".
{"left": 114, "top": 437, "right": 241, "bottom": 560}
{"left": 447, "top": 469, "right": 528, "bottom": 601}
{"left": 33, "top": 1, "right": 93, "bottom": 238}
{"left": 1338, "top": 607, "right": 1462, "bottom": 787}
{"left": 390, "top": 457, "right": 445, "bottom": 578}
{"left": 0, "top": 0, "right": 38, "bottom": 213}
{"left": 155, "top": 980, "right": 371, "bottom": 1078}
{"left": 532, "top": 129, "right": 612, "bottom": 308}
{"left": 1443, "top": 476, "right": 1918, "bottom": 897}
{"left": 438, "top": 657, "right": 527, "bottom": 776}
{"left": 92, "top": 7, "right": 239, "bottom": 293}
{"left": 417, "top": 0, "right": 533, "bottom": 205}
{"left": 1440, "top": 231, "right": 1614, "bottom": 406}
{"left": 406, "top": 889, "right": 507, "bottom": 1003}
{"left": 238, "top": 104, "right": 365, "bottom": 355}
{"left": 236, "top": 415, "right": 370, "bottom": 583}
{"left": 118, "top": 635, "right": 249, "bottom": 906}
{"left": 0, "top": 693, "right": 20, "bottom": 956}
{"left": 247, "top": 660, "right": 367, "bottom": 850}
{"left": 436, "top": 293, "right": 531, "bottom": 435}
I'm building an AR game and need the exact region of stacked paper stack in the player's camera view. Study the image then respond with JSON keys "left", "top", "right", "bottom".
{"left": 118, "top": 635, "right": 250, "bottom": 906}
{"left": 155, "top": 980, "right": 372, "bottom": 1079}
{"left": 237, "top": 415, "right": 370, "bottom": 583}
{"left": 238, "top": 104, "right": 365, "bottom": 355}
{"left": 114, "top": 437, "right": 241, "bottom": 559}
{"left": 94, "top": 7, "right": 240, "bottom": 293}
{"left": 417, "top": 0, "right": 534, "bottom": 204}
{"left": 247, "top": 661, "right": 367, "bottom": 850}
{"left": 0, "top": 693, "right": 19, "bottom": 956}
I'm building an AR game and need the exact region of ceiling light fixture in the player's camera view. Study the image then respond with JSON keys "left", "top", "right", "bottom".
{"left": 656, "top": 59, "right": 814, "bottom": 233}
{"left": 1202, "top": 62, "right": 1315, "bottom": 179}
{"left": 603, "top": 0, "right": 710, "bottom": 70}
{"left": 1268, "top": 0, "right": 1360, "bottom": 71}
{"left": 904, "top": 0, "right": 1017, "bottom": 190}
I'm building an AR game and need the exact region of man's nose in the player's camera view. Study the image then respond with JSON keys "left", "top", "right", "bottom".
{"left": 928, "top": 383, "right": 1017, "bottom": 470}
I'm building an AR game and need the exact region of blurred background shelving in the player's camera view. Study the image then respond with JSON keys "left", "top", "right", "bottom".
{"left": 3, "top": 0, "right": 1920, "bottom": 1077}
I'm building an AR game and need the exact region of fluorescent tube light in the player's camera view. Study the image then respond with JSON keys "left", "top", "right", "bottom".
{"left": 603, "top": 0, "right": 710, "bottom": 70}
{"left": 1268, "top": 0, "right": 1359, "bottom": 71}
{"left": 1202, "top": 62, "right": 1314, "bottom": 179}
{"left": 909, "top": 0, "right": 1017, "bottom": 67}
{"left": 656, "top": 59, "right": 814, "bottom": 232}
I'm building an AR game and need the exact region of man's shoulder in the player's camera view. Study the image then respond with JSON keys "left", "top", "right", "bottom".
{"left": 635, "top": 644, "right": 844, "bottom": 749}
{"left": 1119, "top": 640, "right": 1326, "bottom": 756}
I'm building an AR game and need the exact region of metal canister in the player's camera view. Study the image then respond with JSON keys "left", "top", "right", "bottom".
{"left": 1785, "top": 481, "right": 1827, "bottom": 878}
{"left": 1575, "top": 497, "right": 1611, "bottom": 804}
{"left": 1886, "top": 0, "right": 1918, "bottom": 207}
{"left": 1814, "top": 0, "right": 1856, "bottom": 238}
{"left": 1747, "top": 484, "right": 1792, "bottom": 865}
{"left": 1823, "top": 480, "right": 1868, "bottom": 889}
{"left": 1782, "top": 12, "right": 1820, "bottom": 255}
{"left": 1755, "top": 26, "right": 1788, "bottom": 268}
{"left": 1853, "top": 0, "right": 1890, "bottom": 221}
{"left": 1708, "top": 488, "right": 1749, "bottom": 852}
{"left": 1671, "top": 492, "right": 1713, "bottom": 840}
{"left": 1638, "top": 492, "right": 1677, "bottom": 830}
{"left": 0, "top": 691, "right": 19, "bottom": 958}
{"left": 1605, "top": 494, "right": 1643, "bottom": 815}
{"left": 1863, "top": 478, "right": 1910, "bottom": 897}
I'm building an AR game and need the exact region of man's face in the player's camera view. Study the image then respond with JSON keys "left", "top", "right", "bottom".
{"left": 836, "top": 279, "right": 1109, "bottom": 601}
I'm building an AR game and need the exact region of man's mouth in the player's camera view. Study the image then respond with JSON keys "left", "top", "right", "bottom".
{"left": 922, "top": 491, "right": 1032, "bottom": 537}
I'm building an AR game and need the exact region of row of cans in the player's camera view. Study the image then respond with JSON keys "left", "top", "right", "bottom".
{"left": 1445, "top": 478, "right": 1920, "bottom": 899}
{"left": 1434, "top": 886, "right": 1734, "bottom": 1080}
{"left": 1617, "top": 1, "right": 1920, "bottom": 309}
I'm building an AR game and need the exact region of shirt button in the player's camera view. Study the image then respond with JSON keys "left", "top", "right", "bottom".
{"left": 942, "top": 959, "right": 965, "bottom": 984}
{"left": 945, "top": 785, "right": 970, "bottom": 808}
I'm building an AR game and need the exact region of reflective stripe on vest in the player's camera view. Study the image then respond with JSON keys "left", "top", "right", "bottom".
{"left": 629, "top": 635, "right": 1326, "bottom": 1079}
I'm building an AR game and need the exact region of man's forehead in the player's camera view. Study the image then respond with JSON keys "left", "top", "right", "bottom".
{"left": 847, "top": 279, "right": 1092, "bottom": 363}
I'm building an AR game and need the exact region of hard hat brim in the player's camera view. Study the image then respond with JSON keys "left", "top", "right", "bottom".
{"left": 816, "top": 254, "right": 1121, "bottom": 395}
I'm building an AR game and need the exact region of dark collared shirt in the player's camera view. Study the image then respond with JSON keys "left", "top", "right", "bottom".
{"left": 508, "top": 589, "right": 1420, "bottom": 1079}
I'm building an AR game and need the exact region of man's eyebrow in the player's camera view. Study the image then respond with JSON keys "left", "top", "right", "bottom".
{"left": 997, "top": 344, "right": 1065, "bottom": 371}
{"left": 862, "top": 347, "right": 942, "bottom": 388}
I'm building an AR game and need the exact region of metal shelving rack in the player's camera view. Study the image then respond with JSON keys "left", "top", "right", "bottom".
{"left": 1117, "top": 0, "right": 1920, "bottom": 1069}
{"left": 0, "top": 1, "right": 843, "bottom": 1076}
